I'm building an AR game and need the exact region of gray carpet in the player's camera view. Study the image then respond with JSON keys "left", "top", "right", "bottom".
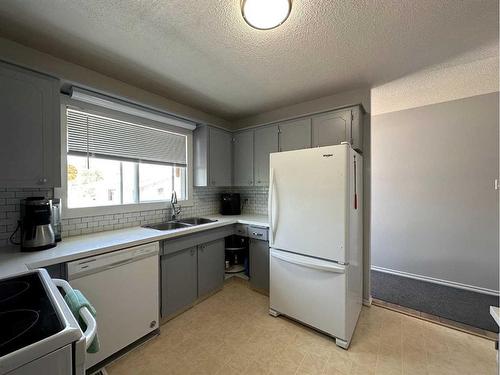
{"left": 371, "top": 270, "right": 499, "bottom": 333}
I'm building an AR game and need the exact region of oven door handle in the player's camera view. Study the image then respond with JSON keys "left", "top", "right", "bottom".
{"left": 53, "top": 278, "right": 97, "bottom": 350}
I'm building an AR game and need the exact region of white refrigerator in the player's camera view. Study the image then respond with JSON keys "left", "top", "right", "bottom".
{"left": 268, "top": 143, "right": 363, "bottom": 349}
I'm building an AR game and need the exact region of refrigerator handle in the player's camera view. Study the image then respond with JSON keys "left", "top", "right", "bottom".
{"left": 268, "top": 168, "right": 274, "bottom": 243}
{"left": 271, "top": 250, "right": 346, "bottom": 273}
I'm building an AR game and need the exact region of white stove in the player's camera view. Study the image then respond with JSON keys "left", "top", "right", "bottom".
{"left": 0, "top": 269, "right": 95, "bottom": 375}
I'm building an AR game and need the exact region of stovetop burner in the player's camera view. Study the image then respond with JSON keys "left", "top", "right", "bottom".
{"left": 0, "top": 309, "right": 40, "bottom": 349}
{"left": 0, "top": 281, "right": 30, "bottom": 304}
{"left": 0, "top": 273, "right": 63, "bottom": 357}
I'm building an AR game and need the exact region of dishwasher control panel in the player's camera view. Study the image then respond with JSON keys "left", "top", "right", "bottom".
{"left": 67, "top": 242, "right": 159, "bottom": 279}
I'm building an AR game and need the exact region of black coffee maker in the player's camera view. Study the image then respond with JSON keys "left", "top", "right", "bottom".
{"left": 20, "top": 197, "right": 56, "bottom": 251}
{"left": 220, "top": 193, "right": 241, "bottom": 215}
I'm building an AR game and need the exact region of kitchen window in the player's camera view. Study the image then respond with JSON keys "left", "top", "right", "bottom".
{"left": 63, "top": 108, "right": 191, "bottom": 213}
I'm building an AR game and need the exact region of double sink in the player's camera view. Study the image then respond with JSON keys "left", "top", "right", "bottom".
{"left": 143, "top": 217, "right": 217, "bottom": 231}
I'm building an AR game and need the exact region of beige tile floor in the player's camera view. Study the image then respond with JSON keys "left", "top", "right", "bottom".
{"left": 107, "top": 279, "right": 497, "bottom": 375}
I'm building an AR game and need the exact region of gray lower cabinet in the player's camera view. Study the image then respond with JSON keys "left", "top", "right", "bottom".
{"left": 197, "top": 238, "right": 225, "bottom": 298}
{"left": 43, "top": 263, "right": 66, "bottom": 279}
{"left": 254, "top": 125, "right": 279, "bottom": 186}
{"left": 233, "top": 130, "right": 254, "bottom": 186}
{"left": 0, "top": 60, "right": 61, "bottom": 187}
{"left": 249, "top": 238, "right": 270, "bottom": 294}
{"left": 278, "top": 118, "right": 311, "bottom": 152}
{"left": 161, "top": 230, "right": 230, "bottom": 320}
{"left": 161, "top": 246, "right": 197, "bottom": 319}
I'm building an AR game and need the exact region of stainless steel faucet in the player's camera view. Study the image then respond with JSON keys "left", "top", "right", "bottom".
{"left": 170, "top": 191, "right": 181, "bottom": 220}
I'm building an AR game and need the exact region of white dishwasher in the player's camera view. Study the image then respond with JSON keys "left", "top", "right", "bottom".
{"left": 67, "top": 242, "right": 160, "bottom": 370}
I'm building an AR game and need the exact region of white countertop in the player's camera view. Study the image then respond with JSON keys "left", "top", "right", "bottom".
{"left": 0, "top": 214, "right": 268, "bottom": 278}
{"left": 490, "top": 306, "right": 500, "bottom": 327}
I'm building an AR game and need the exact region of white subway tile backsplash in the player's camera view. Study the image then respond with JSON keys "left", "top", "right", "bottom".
{"left": 0, "top": 185, "right": 269, "bottom": 247}
{"left": 231, "top": 186, "right": 269, "bottom": 215}
{"left": 0, "top": 186, "right": 223, "bottom": 246}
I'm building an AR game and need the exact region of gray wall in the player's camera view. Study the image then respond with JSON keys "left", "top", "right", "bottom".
{"left": 371, "top": 92, "right": 499, "bottom": 292}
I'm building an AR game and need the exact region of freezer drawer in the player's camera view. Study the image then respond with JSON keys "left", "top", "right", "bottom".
{"left": 269, "top": 248, "right": 347, "bottom": 341}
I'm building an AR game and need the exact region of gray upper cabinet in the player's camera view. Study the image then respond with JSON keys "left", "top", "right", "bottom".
{"left": 233, "top": 130, "right": 254, "bottom": 186}
{"left": 349, "top": 106, "right": 363, "bottom": 151}
{"left": 278, "top": 118, "right": 311, "bottom": 152}
{"left": 194, "top": 125, "right": 232, "bottom": 187}
{"left": 0, "top": 61, "right": 61, "bottom": 187}
{"left": 160, "top": 246, "right": 197, "bottom": 320}
{"left": 254, "top": 125, "right": 279, "bottom": 186}
{"left": 209, "top": 127, "right": 233, "bottom": 186}
{"left": 197, "top": 238, "right": 225, "bottom": 298}
{"left": 311, "top": 106, "right": 363, "bottom": 150}
{"left": 312, "top": 109, "right": 351, "bottom": 148}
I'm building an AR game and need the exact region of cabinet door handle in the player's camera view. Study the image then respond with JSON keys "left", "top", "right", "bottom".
{"left": 38, "top": 177, "right": 47, "bottom": 184}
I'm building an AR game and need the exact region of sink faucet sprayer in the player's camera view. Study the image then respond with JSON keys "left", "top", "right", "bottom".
{"left": 170, "top": 191, "right": 181, "bottom": 220}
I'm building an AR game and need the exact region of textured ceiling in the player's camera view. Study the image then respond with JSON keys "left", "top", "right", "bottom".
{"left": 0, "top": 0, "right": 498, "bottom": 120}
{"left": 372, "top": 50, "right": 499, "bottom": 115}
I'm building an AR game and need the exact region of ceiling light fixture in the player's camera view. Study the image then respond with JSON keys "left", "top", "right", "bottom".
{"left": 241, "top": 0, "right": 291, "bottom": 30}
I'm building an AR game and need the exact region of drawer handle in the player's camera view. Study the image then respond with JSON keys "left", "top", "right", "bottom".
{"left": 252, "top": 232, "right": 263, "bottom": 237}
{"left": 78, "top": 258, "right": 97, "bottom": 265}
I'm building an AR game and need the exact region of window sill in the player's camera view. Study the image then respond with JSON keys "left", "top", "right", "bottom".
{"left": 62, "top": 199, "right": 194, "bottom": 220}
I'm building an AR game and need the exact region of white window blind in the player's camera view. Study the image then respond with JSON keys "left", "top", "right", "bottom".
{"left": 67, "top": 109, "right": 187, "bottom": 166}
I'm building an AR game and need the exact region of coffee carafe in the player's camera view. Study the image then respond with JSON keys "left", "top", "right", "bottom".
{"left": 50, "top": 198, "right": 62, "bottom": 242}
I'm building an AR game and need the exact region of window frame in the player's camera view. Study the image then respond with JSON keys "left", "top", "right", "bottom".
{"left": 57, "top": 95, "right": 194, "bottom": 219}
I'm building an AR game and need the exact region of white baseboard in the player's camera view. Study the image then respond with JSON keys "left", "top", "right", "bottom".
{"left": 371, "top": 266, "right": 499, "bottom": 297}
{"left": 363, "top": 296, "right": 372, "bottom": 306}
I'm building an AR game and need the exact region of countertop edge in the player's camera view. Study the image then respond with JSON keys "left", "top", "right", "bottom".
{"left": 0, "top": 215, "right": 268, "bottom": 278}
